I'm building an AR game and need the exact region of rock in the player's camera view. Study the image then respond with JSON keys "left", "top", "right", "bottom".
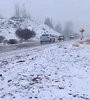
{"left": 8, "top": 80, "right": 12, "bottom": 83}
{"left": 0, "top": 74, "right": 2, "bottom": 77}
{"left": 58, "top": 86, "right": 64, "bottom": 89}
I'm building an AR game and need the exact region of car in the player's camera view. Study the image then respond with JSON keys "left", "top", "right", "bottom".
{"left": 58, "top": 36, "right": 64, "bottom": 41}
{"left": 69, "top": 36, "right": 74, "bottom": 40}
{"left": 40, "top": 34, "right": 55, "bottom": 43}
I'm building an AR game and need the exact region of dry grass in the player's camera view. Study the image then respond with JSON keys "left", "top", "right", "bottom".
{"left": 78, "top": 41, "right": 84, "bottom": 44}
{"left": 73, "top": 43, "right": 79, "bottom": 47}
{"left": 85, "top": 39, "right": 90, "bottom": 44}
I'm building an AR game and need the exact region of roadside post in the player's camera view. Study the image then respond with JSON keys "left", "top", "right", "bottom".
{"left": 80, "top": 29, "right": 85, "bottom": 40}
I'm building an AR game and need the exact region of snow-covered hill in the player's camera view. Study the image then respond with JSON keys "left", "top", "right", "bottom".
{"left": 0, "top": 17, "right": 60, "bottom": 40}
{"left": 0, "top": 39, "right": 90, "bottom": 100}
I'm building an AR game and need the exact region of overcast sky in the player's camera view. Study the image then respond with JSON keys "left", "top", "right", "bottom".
{"left": 0, "top": 0, "right": 90, "bottom": 35}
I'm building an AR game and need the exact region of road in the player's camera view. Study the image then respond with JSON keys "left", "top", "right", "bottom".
{"left": 0, "top": 41, "right": 58, "bottom": 53}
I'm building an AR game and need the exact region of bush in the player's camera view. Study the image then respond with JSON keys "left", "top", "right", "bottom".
{"left": 8, "top": 39, "right": 17, "bottom": 44}
{"left": 73, "top": 43, "right": 79, "bottom": 47}
{"left": 0, "top": 35, "right": 5, "bottom": 43}
{"left": 15, "top": 28, "right": 36, "bottom": 40}
{"left": 15, "top": 28, "right": 22, "bottom": 38}
{"left": 85, "top": 39, "right": 90, "bottom": 44}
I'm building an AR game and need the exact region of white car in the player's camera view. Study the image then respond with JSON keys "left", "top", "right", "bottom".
{"left": 40, "top": 34, "right": 55, "bottom": 43}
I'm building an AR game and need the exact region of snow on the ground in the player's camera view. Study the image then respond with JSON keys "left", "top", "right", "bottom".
{"left": 0, "top": 40, "right": 90, "bottom": 100}
{"left": 0, "top": 17, "right": 60, "bottom": 40}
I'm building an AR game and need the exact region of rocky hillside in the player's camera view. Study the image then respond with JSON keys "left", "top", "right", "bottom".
{"left": 0, "top": 17, "right": 60, "bottom": 40}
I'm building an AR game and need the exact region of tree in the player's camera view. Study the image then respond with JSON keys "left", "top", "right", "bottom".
{"left": 14, "top": 3, "right": 31, "bottom": 19}
{"left": 21, "top": 3, "right": 30, "bottom": 18}
{"left": 15, "top": 28, "right": 36, "bottom": 40}
{"left": 0, "top": 14, "right": 3, "bottom": 19}
{"left": 14, "top": 4, "right": 21, "bottom": 17}
{"left": 64, "top": 21, "right": 74, "bottom": 37}
{"left": 55, "top": 24, "right": 63, "bottom": 34}
{"left": 44, "top": 18, "right": 54, "bottom": 29}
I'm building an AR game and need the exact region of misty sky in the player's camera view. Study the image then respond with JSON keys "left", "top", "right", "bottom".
{"left": 0, "top": 0, "right": 90, "bottom": 35}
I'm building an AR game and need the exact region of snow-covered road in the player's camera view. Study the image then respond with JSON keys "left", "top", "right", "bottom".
{"left": 0, "top": 40, "right": 90, "bottom": 100}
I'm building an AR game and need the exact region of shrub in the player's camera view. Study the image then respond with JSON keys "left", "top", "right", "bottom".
{"left": 73, "top": 43, "right": 79, "bottom": 47}
{"left": 78, "top": 41, "right": 84, "bottom": 44}
{"left": 0, "top": 35, "right": 5, "bottom": 43}
{"left": 15, "top": 28, "right": 22, "bottom": 38}
{"left": 85, "top": 39, "right": 90, "bottom": 44}
{"left": 15, "top": 28, "right": 36, "bottom": 40}
{"left": 8, "top": 39, "right": 17, "bottom": 44}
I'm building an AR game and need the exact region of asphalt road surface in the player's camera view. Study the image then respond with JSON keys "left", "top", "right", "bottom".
{"left": 0, "top": 41, "right": 58, "bottom": 53}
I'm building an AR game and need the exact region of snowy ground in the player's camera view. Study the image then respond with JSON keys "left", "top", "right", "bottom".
{"left": 0, "top": 40, "right": 90, "bottom": 100}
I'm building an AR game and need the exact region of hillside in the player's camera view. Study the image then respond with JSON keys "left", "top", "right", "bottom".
{"left": 0, "top": 17, "right": 60, "bottom": 40}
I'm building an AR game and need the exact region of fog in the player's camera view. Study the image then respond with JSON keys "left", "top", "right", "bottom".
{"left": 0, "top": 0, "right": 90, "bottom": 36}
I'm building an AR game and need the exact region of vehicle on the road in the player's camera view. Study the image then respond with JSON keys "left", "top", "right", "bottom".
{"left": 40, "top": 34, "right": 55, "bottom": 43}
{"left": 58, "top": 36, "right": 64, "bottom": 41}
{"left": 69, "top": 36, "right": 74, "bottom": 40}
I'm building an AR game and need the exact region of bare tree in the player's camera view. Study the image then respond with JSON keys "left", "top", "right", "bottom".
{"left": 64, "top": 21, "right": 74, "bottom": 37}
{"left": 21, "top": 3, "right": 31, "bottom": 18}
{"left": 0, "top": 14, "right": 2, "bottom": 18}
{"left": 55, "top": 24, "right": 63, "bottom": 34}
{"left": 44, "top": 18, "right": 54, "bottom": 29}
{"left": 14, "top": 4, "right": 21, "bottom": 18}
{"left": 21, "top": 3, "right": 27, "bottom": 18}
{"left": 14, "top": 3, "right": 31, "bottom": 19}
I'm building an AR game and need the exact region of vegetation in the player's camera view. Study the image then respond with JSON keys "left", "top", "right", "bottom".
{"left": 14, "top": 3, "right": 31, "bottom": 18}
{"left": 44, "top": 18, "right": 54, "bottom": 29}
{"left": 15, "top": 28, "right": 36, "bottom": 40}
{"left": 55, "top": 24, "right": 63, "bottom": 34}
